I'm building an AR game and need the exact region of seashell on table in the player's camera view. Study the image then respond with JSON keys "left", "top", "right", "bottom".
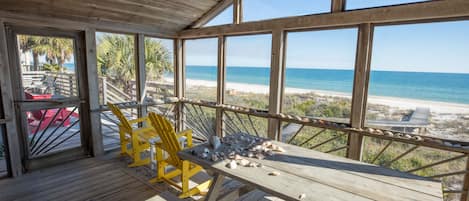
{"left": 226, "top": 160, "right": 237, "bottom": 169}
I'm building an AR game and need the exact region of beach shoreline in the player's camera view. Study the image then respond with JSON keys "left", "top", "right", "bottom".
{"left": 185, "top": 79, "right": 469, "bottom": 114}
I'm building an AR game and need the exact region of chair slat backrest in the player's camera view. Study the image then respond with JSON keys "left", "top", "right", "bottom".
{"left": 148, "top": 112, "right": 182, "bottom": 167}
{"left": 107, "top": 103, "right": 132, "bottom": 131}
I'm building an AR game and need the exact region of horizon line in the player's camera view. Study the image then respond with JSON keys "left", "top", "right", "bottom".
{"left": 186, "top": 64, "right": 469, "bottom": 75}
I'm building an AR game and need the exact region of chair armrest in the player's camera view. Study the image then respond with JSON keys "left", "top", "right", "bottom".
{"left": 128, "top": 117, "right": 148, "bottom": 125}
{"left": 176, "top": 129, "right": 193, "bottom": 148}
{"left": 133, "top": 127, "right": 154, "bottom": 137}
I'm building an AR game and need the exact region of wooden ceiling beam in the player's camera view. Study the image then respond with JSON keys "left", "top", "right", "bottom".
{"left": 0, "top": 0, "right": 225, "bottom": 36}
{"left": 0, "top": 0, "right": 188, "bottom": 29}
{"left": 179, "top": 0, "right": 469, "bottom": 38}
{"left": 190, "top": 0, "right": 233, "bottom": 28}
{"left": 0, "top": 10, "right": 178, "bottom": 38}
{"left": 114, "top": 0, "right": 216, "bottom": 18}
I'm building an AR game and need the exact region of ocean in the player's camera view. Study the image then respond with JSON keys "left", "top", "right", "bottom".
{"left": 184, "top": 65, "right": 469, "bottom": 104}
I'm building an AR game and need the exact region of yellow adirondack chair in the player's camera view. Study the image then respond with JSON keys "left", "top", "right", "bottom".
{"left": 147, "top": 112, "right": 212, "bottom": 198}
{"left": 107, "top": 103, "right": 157, "bottom": 167}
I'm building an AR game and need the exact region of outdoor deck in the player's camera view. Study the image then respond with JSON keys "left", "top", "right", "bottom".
{"left": 0, "top": 152, "right": 278, "bottom": 201}
{"left": 0, "top": 155, "right": 167, "bottom": 201}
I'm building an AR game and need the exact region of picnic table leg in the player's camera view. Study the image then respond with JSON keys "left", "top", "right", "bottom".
{"left": 205, "top": 173, "right": 225, "bottom": 201}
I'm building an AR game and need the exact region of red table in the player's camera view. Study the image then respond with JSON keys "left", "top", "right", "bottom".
{"left": 24, "top": 92, "right": 75, "bottom": 134}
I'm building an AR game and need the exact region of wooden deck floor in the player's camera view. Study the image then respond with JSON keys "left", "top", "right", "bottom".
{"left": 0, "top": 153, "right": 279, "bottom": 201}
{"left": 0, "top": 155, "right": 183, "bottom": 201}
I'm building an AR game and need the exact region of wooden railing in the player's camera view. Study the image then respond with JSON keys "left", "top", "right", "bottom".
{"left": 98, "top": 76, "right": 173, "bottom": 104}
{"left": 181, "top": 99, "right": 469, "bottom": 201}
{"left": 22, "top": 71, "right": 469, "bottom": 200}
{"left": 22, "top": 71, "right": 174, "bottom": 105}
{"left": 22, "top": 71, "right": 78, "bottom": 97}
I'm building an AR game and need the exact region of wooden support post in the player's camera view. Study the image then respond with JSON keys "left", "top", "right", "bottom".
{"left": 216, "top": 35, "right": 226, "bottom": 137}
{"left": 0, "top": 21, "right": 23, "bottom": 176}
{"left": 331, "top": 0, "right": 346, "bottom": 13}
{"left": 267, "top": 29, "right": 285, "bottom": 141}
{"left": 174, "top": 39, "right": 185, "bottom": 132}
{"left": 233, "top": 0, "right": 243, "bottom": 24}
{"left": 462, "top": 156, "right": 469, "bottom": 201}
{"left": 136, "top": 34, "right": 147, "bottom": 118}
{"left": 85, "top": 28, "right": 104, "bottom": 156}
{"left": 206, "top": 173, "right": 225, "bottom": 201}
{"left": 101, "top": 77, "right": 107, "bottom": 104}
{"left": 69, "top": 74, "right": 73, "bottom": 96}
{"left": 348, "top": 23, "right": 373, "bottom": 160}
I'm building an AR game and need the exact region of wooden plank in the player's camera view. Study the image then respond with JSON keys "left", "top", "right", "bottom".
{"left": 0, "top": 156, "right": 103, "bottom": 189}
{"left": 350, "top": 23, "right": 373, "bottom": 129}
{"left": 180, "top": 141, "right": 442, "bottom": 201}
{"left": 120, "top": 0, "right": 216, "bottom": 13}
{"left": 462, "top": 156, "right": 469, "bottom": 201}
{"left": 0, "top": 0, "right": 214, "bottom": 33}
{"left": 174, "top": 39, "right": 184, "bottom": 132}
{"left": 233, "top": 0, "right": 242, "bottom": 24}
{"left": 179, "top": 0, "right": 469, "bottom": 38}
{"left": 136, "top": 33, "right": 147, "bottom": 118}
{"left": 0, "top": 20, "right": 22, "bottom": 177}
{"left": 0, "top": 159, "right": 116, "bottom": 199}
{"left": 218, "top": 183, "right": 255, "bottom": 201}
{"left": 206, "top": 173, "right": 225, "bottom": 201}
{"left": 72, "top": 27, "right": 93, "bottom": 156}
{"left": 9, "top": 163, "right": 123, "bottom": 201}
{"left": 97, "top": 180, "right": 157, "bottom": 201}
{"left": 45, "top": 171, "right": 132, "bottom": 201}
{"left": 267, "top": 29, "right": 285, "bottom": 141}
{"left": 180, "top": 148, "right": 373, "bottom": 201}
{"left": 0, "top": 156, "right": 163, "bottom": 201}
{"left": 191, "top": 0, "right": 234, "bottom": 28}
{"left": 16, "top": 98, "right": 83, "bottom": 111}
{"left": 182, "top": 100, "right": 469, "bottom": 154}
{"left": 85, "top": 28, "right": 104, "bottom": 156}
{"left": 237, "top": 189, "right": 268, "bottom": 201}
{"left": 256, "top": 142, "right": 442, "bottom": 200}
{"left": 0, "top": 10, "right": 177, "bottom": 38}
{"left": 26, "top": 147, "right": 88, "bottom": 170}
{"left": 331, "top": 0, "right": 346, "bottom": 13}
{"left": 347, "top": 23, "right": 373, "bottom": 160}
{"left": 0, "top": 0, "right": 189, "bottom": 27}
{"left": 72, "top": 176, "right": 141, "bottom": 201}
{"left": 216, "top": 35, "right": 226, "bottom": 137}
{"left": 94, "top": 179, "right": 148, "bottom": 201}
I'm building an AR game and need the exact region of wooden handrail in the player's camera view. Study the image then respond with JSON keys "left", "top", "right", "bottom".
{"left": 181, "top": 100, "right": 469, "bottom": 154}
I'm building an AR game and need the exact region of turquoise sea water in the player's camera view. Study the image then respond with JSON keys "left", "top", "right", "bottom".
{"left": 184, "top": 65, "right": 469, "bottom": 104}
{"left": 63, "top": 63, "right": 75, "bottom": 71}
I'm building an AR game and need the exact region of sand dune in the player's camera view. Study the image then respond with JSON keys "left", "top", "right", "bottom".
{"left": 186, "top": 79, "right": 469, "bottom": 114}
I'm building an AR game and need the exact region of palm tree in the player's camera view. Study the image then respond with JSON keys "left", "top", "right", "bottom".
{"left": 18, "top": 35, "right": 45, "bottom": 71}
{"left": 18, "top": 35, "right": 74, "bottom": 72}
{"left": 97, "top": 34, "right": 173, "bottom": 95}
{"left": 35, "top": 37, "right": 74, "bottom": 72}
{"left": 144, "top": 38, "right": 173, "bottom": 81}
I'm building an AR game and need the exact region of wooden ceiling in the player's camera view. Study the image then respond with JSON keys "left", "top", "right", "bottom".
{"left": 0, "top": 0, "right": 226, "bottom": 35}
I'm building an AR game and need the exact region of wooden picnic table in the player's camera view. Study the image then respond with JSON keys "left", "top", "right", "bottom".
{"left": 178, "top": 139, "right": 442, "bottom": 201}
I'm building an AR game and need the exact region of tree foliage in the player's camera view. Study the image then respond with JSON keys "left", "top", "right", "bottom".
{"left": 96, "top": 33, "right": 173, "bottom": 94}
{"left": 18, "top": 35, "right": 74, "bottom": 71}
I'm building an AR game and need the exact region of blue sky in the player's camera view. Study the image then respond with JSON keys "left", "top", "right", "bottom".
{"left": 194, "top": 0, "right": 469, "bottom": 74}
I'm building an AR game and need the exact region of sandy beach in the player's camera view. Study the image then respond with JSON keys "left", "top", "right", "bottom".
{"left": 186, "top": 79, "right": 469, "bottom": 114}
